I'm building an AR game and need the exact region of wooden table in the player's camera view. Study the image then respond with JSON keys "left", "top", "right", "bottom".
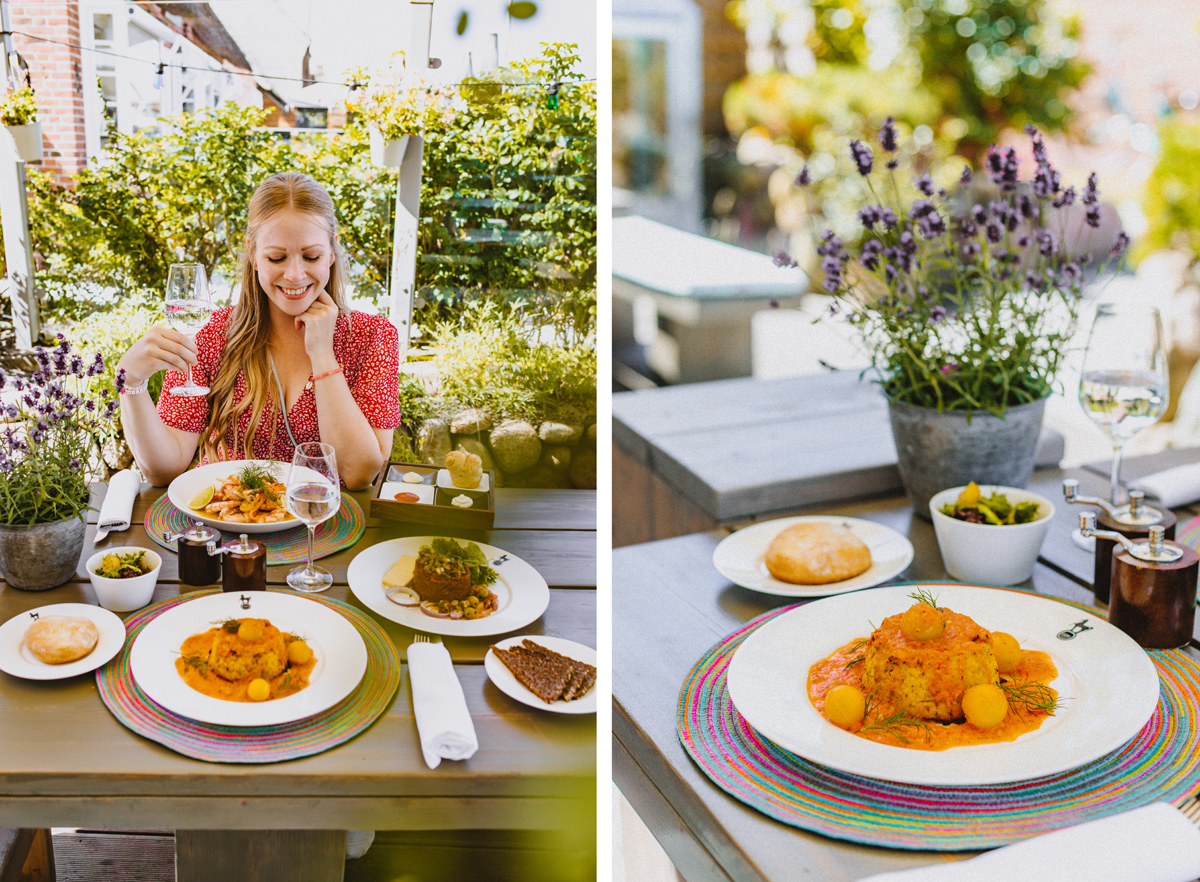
{"left": 0, "top": 484, "right": 597, "bottom": 882}
{"left": 612, "top": 371, "right": 1067, "bottom": 547}
{"left": 613, "top": 448, "right": 1200, "bottom": 882}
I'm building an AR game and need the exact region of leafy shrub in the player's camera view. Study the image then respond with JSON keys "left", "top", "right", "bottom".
{"left": 1138, "top": 115, "right": 1200, "bottom": 263}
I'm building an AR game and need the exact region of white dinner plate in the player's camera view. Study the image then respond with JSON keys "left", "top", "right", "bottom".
{"left": 130, "top": 591, "right": 367, "bottom": 726}
{"left": 0, "top": 603, "right": 126, "bottom": 680}
{"left": 712, "top": 516, "right": 914, "bottom": 597}
{"left": 485, "top": 635, "right": 597, "bottom": 714}
{"left": 166, "top": 460, "right": 310, "bottom": 535}
{"left": 727, "top": 583, "right": 1160, "bottom": 786}
{"left": 347, "top": 537, "right": 550, "bottom": 637}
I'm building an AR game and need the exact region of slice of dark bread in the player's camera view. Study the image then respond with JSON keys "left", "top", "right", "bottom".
{"left": 519, "top": 639, "right": 596, "bottom": 701}
{"left": 491, "top": 644, "right": 573, "bottom": 702}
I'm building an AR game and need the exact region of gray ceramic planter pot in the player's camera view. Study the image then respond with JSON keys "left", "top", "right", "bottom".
{"left": 0, "top": 516, "right": 86, "bottom": 590}
{"left": 888, "top": 397, "right": 1047, "bottom": 520}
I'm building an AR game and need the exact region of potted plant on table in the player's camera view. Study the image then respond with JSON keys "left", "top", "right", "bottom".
{"left": 776, "top": 120, "right": 1130, "bottom": 516}
{"left": 0, "top": 84, "right": 42, "bottom": 162}
{"left": 347, "top": 52, "right": 463, "bottom": 168}
{"left": 0, "top": 337, "right": 119, "bottom": 590}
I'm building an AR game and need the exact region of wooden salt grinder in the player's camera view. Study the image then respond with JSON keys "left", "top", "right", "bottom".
{"left": 1080, "top": 512, "right": 1197, "bottom": 649}
{"left": 1063, "top": 480, "right": 1176, "bottom": 604}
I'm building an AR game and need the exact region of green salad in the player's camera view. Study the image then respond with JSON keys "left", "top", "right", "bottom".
{"left": 95, "top": 549, "right": 152, "bottom": 578}
{"left": 941, "top": 482, "right": 1041, "bottom": 525}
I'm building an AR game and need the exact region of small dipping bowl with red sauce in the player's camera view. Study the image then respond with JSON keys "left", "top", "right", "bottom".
{"left": 379, "top": 482, "right": 435, "bottom": 505}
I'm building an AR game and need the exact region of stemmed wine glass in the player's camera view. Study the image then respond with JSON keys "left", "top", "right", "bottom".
{"left": 285, "top": 442, "right": 341, "bottom": 593}
{"left": 164, "top": 263, "right": 213, "bottom": 397}
{"left": 1078, "top": 302, "right": 1169, "bottom": 507}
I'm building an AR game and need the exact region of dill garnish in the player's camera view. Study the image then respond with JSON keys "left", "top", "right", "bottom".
{"left": 844, "top": 655, "right": 865, "bottom": 668}
{"left": 860, "top": 711, "right": 934, "bottom": 744}
{"left": 237, "top": 461, "right": 283, "bottom": 503}
{"left": 182, "top": 654, "right": 210, "bottom": 676}
{"left": 907, "top": 587, "right": 940, "bottom": 609}
{"left": 217, "top": 618, "right": 241, "bottom": 633}
{"left": 1000, "top": 680, "right": 1061, "bottom": 716}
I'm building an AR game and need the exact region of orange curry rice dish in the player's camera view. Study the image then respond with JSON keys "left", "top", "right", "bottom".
{"left": 807, "top": 590, "right": 1059, "bottom": 750}
{"left": 176, "top": 617, "right": 316, "bottom": 703}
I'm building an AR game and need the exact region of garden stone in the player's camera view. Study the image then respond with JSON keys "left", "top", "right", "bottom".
{"left": 568, "top": 448, "right": 597, "bottom": 490}
{"left": 538, "top": 420, "right": 583, "bottom": 444}
{"left": 453, "top": 436, "right": 496, "bottom": 473}
{"left": 489, "top": 419, "right": 541, "bottom": 474}
{"left": 450, "top": 408, "right": 494, "bottom": 434}
{"left": 505, "top": 462, "right": 571, "bottom": 489}
{"left": 542, "top": 445, "right": 572, "bottom": 472}
{"left": 418, "top": 418, "right": 452, "bottom": 466}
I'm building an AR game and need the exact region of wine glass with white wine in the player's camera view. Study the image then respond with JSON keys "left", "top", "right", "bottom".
{"left": 285, "top": 441, "right": 341, "bottom": 593}
{"left": 1078, "top": 303, "right": 1168, "bottom": 506}
{"left": 164, "top": 263, "right": 213, "bottom": 397}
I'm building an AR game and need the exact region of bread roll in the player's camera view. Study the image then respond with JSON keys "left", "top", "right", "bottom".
{"left": 764, "top": 523, "right": 872, "bottom": 585}
{"left": 25, "top": 615, "right": 99, "bottom": 664}
{"left": 445, "top": 450, "right": 483, "bottom": 489}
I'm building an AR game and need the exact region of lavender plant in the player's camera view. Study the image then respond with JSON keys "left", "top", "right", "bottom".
{"left": 0, "top": 337, "right": 119, "bottom": 525}
{"left": 777, "top": 120, "right": 1130, "bottom": 417}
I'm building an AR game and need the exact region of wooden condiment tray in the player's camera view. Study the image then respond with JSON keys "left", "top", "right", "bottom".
{"left": 369, "top": 460, "right": 496, "bottom": 529}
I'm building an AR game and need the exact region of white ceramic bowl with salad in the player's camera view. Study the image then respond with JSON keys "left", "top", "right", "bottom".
{"left": 929, "top": 484, "right": 1054, "bottom": 586}
{"left": 86, "top": 547, "right": 162, "bottom": 612}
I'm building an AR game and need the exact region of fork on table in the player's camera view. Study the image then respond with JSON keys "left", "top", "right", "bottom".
{"left": 412, "top": 634, "right": 441, "bottom": 645}
{"left": 1178, "top": 793, "right": 1200, "bottom": 827}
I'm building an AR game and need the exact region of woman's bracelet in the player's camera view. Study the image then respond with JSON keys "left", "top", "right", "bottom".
{"left": 311, "top": 365, "right": 344, "bottom": 382}
{"left": 119, "top": 379, "right": 149, "bottom": 396}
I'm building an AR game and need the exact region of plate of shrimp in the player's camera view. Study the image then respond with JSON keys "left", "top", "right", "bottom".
{"left": 167, "top": 460, "right": 314, "bottom": 534}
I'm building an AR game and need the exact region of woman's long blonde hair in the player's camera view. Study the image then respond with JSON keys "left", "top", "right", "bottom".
{"left": 201, "top": 172, "right": 349, "bottom": 462}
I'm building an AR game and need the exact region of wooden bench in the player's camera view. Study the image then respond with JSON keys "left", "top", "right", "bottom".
{"left": 0, "top": 828, "right": 53, "bottom": 882}
{"left": 612, "top": 215, "right": 807, "bottom": 384}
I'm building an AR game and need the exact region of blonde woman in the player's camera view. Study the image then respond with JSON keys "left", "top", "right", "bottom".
{"left": 116, "top": 172, "right": 400, "bottom": 490}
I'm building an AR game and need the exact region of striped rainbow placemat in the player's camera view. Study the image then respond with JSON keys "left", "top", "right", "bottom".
{"left": 97, "top": 590, "right": 400, "bottom": 763}
{"left": 145, "top": 493, "right": 364, "bottom": 566}
{"left": 677, "top": 590, "right": 1200, "bottom": 850}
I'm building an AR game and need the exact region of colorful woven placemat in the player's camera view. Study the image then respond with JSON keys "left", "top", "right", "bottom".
{"left": 1174, "top": 514, "right": 1200, "bottom": 553}
{"left": 678, "top": 589, "right": 1200, "bottom": 851}
{"left": 96, "top": 589, "right": 400, "bottom": 763}
{"left": 145, "top": 493, "right": 364, "bottom": 566}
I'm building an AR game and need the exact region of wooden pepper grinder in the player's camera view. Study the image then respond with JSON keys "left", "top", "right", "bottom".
{"left": 170, "top": 524, "right": 223, "bottom": 587}
{"left": 1080, "top": 512, "right": 1197, "bottom": 649}
{"left": 1063, "top": 479, "right": 1176, "bottom": 604}
{"left": 222, "top": 534, "right": 266, "bottom": 593}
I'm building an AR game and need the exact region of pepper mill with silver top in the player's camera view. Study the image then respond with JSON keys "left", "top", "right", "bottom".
{"left": 1062, "top": 479, "right": 1176, "bottom": 604}
{"left": 1079, "top": 512, "right": 1197, "bottom": 649}
{"left": 223, "top": 533, "right": 266, "bottom": 593}
{"left": 170, "top": 523, "right": 223, "bottom": 587}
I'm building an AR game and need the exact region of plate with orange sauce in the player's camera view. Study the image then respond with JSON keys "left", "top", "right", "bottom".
{"left": 726, "top": 583, "right": 1159, "bottom": 786}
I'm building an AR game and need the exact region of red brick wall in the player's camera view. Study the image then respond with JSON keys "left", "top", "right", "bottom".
{"left": 11, "top": 0, "right": 87, "bottom": 185}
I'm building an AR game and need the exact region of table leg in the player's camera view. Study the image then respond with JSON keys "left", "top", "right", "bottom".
{"left": 175, "top": 830, "right": 344, "bottom": 882}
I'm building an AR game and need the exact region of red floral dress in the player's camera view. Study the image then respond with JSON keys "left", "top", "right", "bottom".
{"left": 158, "top": 307, "right": 401, "bottom": 463}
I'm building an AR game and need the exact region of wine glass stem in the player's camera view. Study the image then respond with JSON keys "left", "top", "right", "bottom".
{"left": 1110, "top": 441, "right": 1125, "bottom": 506}
{"left": 184, "top": 363, "right": 193, "bottom": 388}
{"left": 306, "top": 524, "right": 316, "bottom": 575}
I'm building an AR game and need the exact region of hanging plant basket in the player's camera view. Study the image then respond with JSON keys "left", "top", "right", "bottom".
{"left": 369, "top": 127, "right": 410, "bottom": 168}
{"left": 5, "top": 121, "right": 42, "bottom": 162}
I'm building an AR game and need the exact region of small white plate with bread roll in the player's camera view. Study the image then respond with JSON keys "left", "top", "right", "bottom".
{"left": 0, "top": 603, "right": 126, "bottom": 680}
{"left": 713, "top": 516, "right": 914, "bottom": 597}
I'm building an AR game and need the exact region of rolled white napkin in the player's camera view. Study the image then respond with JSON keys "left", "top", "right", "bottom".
{"left": 1132, "top": 463, "right": 1200, "bottom": 509}
{"left": 408, "top": 640, "right": 478, "bottom": 769}
{"left": 856, "top": 802, "right": 1200, "bottom": 882}
{"left": 96, "top": 469, "right": 141, "bottom": 536}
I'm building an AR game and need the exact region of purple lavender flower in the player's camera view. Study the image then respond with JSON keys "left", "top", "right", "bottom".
{"left": 1018, "top": 193, "right": 1037, "bottom": 219}
{"left": 88, "top": 352, "right": 104, "bottom": 377}
{"left": 1110, "top": 230, "right": 1131, "bottom": 257}
{"left": 115, "top": 368, "right": 127, "bottom": 394}
{"left": 849, "top": 140, "right": 874, "bottom": 176}
{"left": 796, "top": 166, "right": 811, "bottom": 187}
{"left": 1061, "top": 262, "right": 1083, "bottom": 285}
{"left": 861, "top": 238, "right": 883, "bottom": 271}
{"left": 1034, "top": 228, "right": 1055, "bottom": 257}
{"left": 879, "top": 116, "right": 899, "bottom": 152}
{"left": 960, "top": 166, "right": 972, "bottom": 185}
{"left": 914, "top": 173, "right": 935, "bottom": 197}
{"left": 1082, "top": 172, "right": 1100, "bottom": 205}
{"left": 986, "top": 223, "right": 1002, "bottom": 243}
{"left": 985, "top": 146, "right": 1020, "bottom": 191}
{"left": 773, "top": 250, "right": 798, "bottom": 269}
{"left": 971, "top": 204, "right": 987, "bottom": 226}
{"left": 909, "top": 199, "right": 946, "bottom": 238}
{"left": 886, "top": 159, "right": 899, "bottom": 170}
{"left": 929, "top": 305, "right": 947, "bottom": 324}
{"left": 1086, "top": 205, "right": 1102, "bottom": 228}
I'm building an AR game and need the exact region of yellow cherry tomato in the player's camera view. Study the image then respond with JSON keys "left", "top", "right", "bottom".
{"left": 238, "top": 621, "right": 263, "bottom": 642}
{"left": 991, "top": 632, "right": 1021, "bottom": 674}
{"left": 900, "top": 603, "right": 945, "bottom": 641}
{"left": 962, "top": 683, "right": 1007, "bottom": 729}
{"left": 824, "top": 684, "right": 866, "bottom": 729}
{"left": 287, "top": 640, "right": 312, "bottom": 665}
{"left": 956, "top": 481, "right": 981, "bottom": 506}
{"left": 246, "top": 678, "right": 270, "bottom": 702}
